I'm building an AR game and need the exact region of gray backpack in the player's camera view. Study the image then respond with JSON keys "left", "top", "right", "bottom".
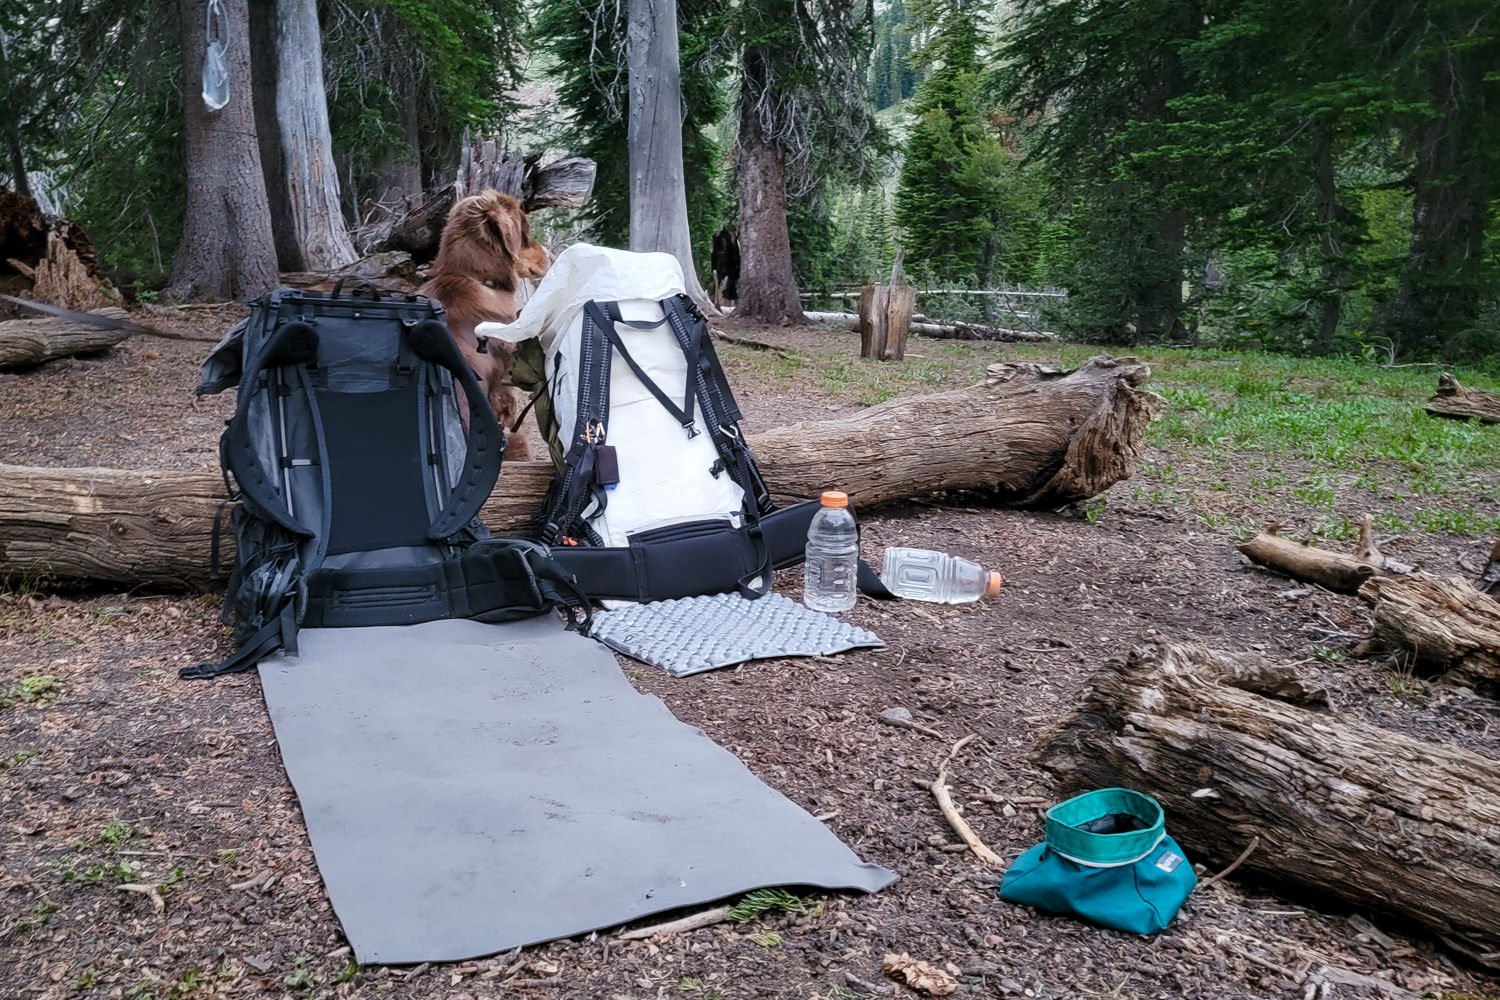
{"left": 184, "top": 282, "right": 587, "bottom": 679}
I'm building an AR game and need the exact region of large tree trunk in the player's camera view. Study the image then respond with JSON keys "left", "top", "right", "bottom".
{"left": 0, "top": 356, "right": 1160, "bottom": 587}
{"left": 1384, "top": 43, "right": 1491, "bottom": 355}
{"left": 272, "top": 0, "right": 356, "bottom": 271}
{"left": 1041, "top": 642, "right": 1500, "bottom": 967}
{"left": 626, "top": 0, "right": 710, "bottom": 308}
{"left": 0, "top": 28, "right": 29, "bottom": 201}
{"left": 168, "top": 0, "right": 279, "bottom": 301}
{"left": 734, "top": 50, "right": 806, "bottom": 326}
{"left": 247, "top": 0, "right": 296, "bottom": 271}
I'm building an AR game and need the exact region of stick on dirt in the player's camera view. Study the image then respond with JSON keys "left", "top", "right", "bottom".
{"left": 1198, "top": 835, "right": 1260, "bottom": 892}
{"left": 920, "top": 734, "right": 1004, "bottom": 868}
{"left": 617, "top": 905, "right": 733, "bottom": 940}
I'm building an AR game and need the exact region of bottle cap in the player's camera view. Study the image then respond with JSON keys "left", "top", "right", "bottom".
{"left": 984, "top": 572, "right": 1003, "bottom": 598}
{"left": 820, "top": 491, "right": 850, "bottom": 508}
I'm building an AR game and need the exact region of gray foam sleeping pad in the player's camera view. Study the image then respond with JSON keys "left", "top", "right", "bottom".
{"left": 258, "top": 616, "right": 895, "bottom": 964}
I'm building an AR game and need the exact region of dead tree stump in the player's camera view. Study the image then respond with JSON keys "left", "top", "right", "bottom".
{"left": 0, "top": 356, "right": 1160, "bottom": 587}
{"left": 1041, "top": 642, "right": 1500, "bottom": 967}
{"left": 858, "top": 283, "right": 916, "bottom": 360}
{"left": 1425, "top": 373, "right": 1500, "bottom": 425}
{"left": 357, "top": 148, "right": 597, "bottom": 260}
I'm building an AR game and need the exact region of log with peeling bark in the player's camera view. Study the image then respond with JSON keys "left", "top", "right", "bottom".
{"left": 1235, "top": 514, "right": 1410, "bottom": 593}
{"left": 357, "top": 148, "right": 597, "bottom": 259}
{"left": 0, "top": 356, "right": 1159, "bottom": 587}
{"left": 804, "top": 310, "right": 1057, "bottom": 343}
{"left": 0, "top": 308, "right": 133, "bottom": 368}
{"left": 279, "top": 251, "right": 423, "bottom": 294}
{"left": 1424, "top": 373, "right": 1500, "bottom": 425}
{"left": 1040, "top": 642, "right": 1500, "bottom": 967}
{"left": 1358, "top": 572, "right": 1500, "bottom": 690}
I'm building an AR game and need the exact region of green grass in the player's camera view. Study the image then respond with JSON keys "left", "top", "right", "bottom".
{"left": 719, "top": 336, "right": 1500, "bottom": 537}
{"left": 0, "top": 674, "right": 62, "bottom": 709}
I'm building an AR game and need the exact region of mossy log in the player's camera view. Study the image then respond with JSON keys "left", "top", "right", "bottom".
{"left": 1040, "top": 642, "right": 1500, "bottom": 967}
{"left": 0, "top": 356, "right": 1160, "bottom": 588}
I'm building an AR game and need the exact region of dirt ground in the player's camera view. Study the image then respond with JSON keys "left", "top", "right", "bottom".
{"left": 2, "top": 308, "right": 1499, "bottom": 1000}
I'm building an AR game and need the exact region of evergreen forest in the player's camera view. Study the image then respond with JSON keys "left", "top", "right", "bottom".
{"left": 2, "top": 0, "right": 1497, "bottom": 362}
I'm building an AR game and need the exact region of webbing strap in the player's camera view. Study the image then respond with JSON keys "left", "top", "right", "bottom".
{"left": 180, "top": 602, "right": 299, "bottom": 680}
{"left": 591, "top": 301, "right": 701, "bottom": 436}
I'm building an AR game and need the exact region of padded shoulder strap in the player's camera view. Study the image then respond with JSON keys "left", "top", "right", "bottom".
{"left": 401, "top": 319, "right": 504, "bottom": 540}
{"left": 223, "top": 319, "right": 320, "bottom": 535}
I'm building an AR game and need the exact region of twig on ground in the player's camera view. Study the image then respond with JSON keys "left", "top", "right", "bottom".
{"left": 617, "top": 904, "right": 733, "bottom": 940}
{"left": 1199, "top": 836, "right": 1260, "bottom": 892}
{"left": 916, "top": 734, "right": 1004, "bottom": 867}
{"left": 710, "top": 328, "right": 793, "bottom": 358}
{"left": 876, "top": 708, "right": 946, "bottom": 740}
{"left": 117, "top": 883, "right": 165, "bottom": 914}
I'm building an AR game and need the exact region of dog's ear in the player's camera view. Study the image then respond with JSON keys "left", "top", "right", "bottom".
{"left": 486, "top": 203, "right": 526, "bottom": 260}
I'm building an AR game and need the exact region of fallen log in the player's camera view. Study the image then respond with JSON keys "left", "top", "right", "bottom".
{"left": 1235, "top": 514, "right": 1410, "bottom": 594}
{"left": 0, "top": 356, "right": 1159, "bottom": 587}
{"left": 0, "top": 307, "right": 133, "bottom": 368}
{"left": 1425, "top": 373, "right": 1500, "bottom": 425}
{"left": 358, "top": 147, "right": 597, "bottom": 259}
{"left": 279, "top": 251, "right": 422, "bottom": 294}
{"left": 1358, "top": 572, "right": 1500, "bottom": 691}
{"left": 1040, "top": 642, "right": 1500, "bottom": 967}
{"left": 804, "top": 310, "right": 1057, "bottom": 343}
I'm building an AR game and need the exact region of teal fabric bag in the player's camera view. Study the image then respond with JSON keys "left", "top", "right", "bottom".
{"left": 999, "top": 788, "right": 1196, "bottom": 935}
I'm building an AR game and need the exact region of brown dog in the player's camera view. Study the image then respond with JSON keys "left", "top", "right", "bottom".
{"left": 418, "top": 190, "right": 550, "bottom": 459}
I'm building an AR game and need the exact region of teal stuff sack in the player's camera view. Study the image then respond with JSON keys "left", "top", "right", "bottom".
{"left": 999, "top": 788, "right": 1196, "bottom": 935}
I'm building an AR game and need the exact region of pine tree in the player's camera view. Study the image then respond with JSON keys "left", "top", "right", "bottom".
{"left": 997, "top": 0, "right": 1208, "bottom": 341}
{"left": 895, "top": 3, "right": 1006, "bottom": 285}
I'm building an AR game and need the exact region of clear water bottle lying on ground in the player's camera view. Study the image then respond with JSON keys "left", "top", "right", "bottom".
{"left": 803, "top": 491, "right": 859, "bottom": 612}
{"left": 880, "top": 547, "right": 1002, "bottom": 604}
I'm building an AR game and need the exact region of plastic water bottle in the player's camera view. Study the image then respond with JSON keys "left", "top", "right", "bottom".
{"left": 803, "top": 491, "right": 859, "bottom": 612}
{"left": 880, "top": 547, "right": 1002, "bottom": 604}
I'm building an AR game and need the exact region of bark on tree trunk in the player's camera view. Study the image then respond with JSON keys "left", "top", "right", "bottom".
{"left": 734, "top": 50, "right": 806, "bottom": 326}
{"left": 1040, "top": 642, "right": 1500, "bottom": 967}
{"left": 373, "top": 73, "right": 424, "bottom": 210}
{"left": 0, "top": 356, "right": 1160, "bottom": 586}
{"left": 169, "top": 0, "right": 279, "bottom": 301}
{"left": 273, "top": 0, "right": 356, "bottom": 271}
{"left": 247, "top": 0, "right": 297, "bottom": 270}
{"left": 1386, "top": 46, "right": 1490, "bottom": 353}
{"left": 626, "top": 0, "right": 711, "bottom": 308}
{"left": 0, "top": 28, "right": 30, "bottom": 201}
{"left": 0, "top": 310, "right": 132, "bottom": 368}
{"left": 1313, "top": 134, "right": 1342, "bottom": 353}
